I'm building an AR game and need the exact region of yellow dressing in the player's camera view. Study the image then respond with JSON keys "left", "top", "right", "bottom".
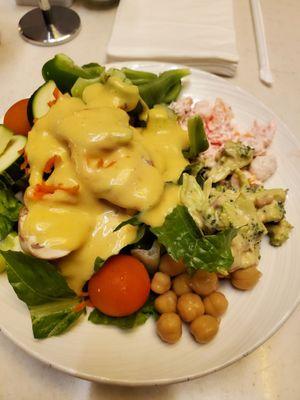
{"left": 82, "top": 77, "right": 140, "bottom": 111}
{"left": 139, "top": 184, "right": 181, "bottom": 227}
{"left": 22, "top": 80, "right": 188, "bottom": 293}
{"left": 141, "top": 105, "right": 189, "bottom": 182}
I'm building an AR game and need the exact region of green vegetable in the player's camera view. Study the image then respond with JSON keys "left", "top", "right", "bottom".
{"left": 208, "top": 141, "right": 254, "bottom": 182}
{"left": 0, "top": 232, "right": 21, "bottom": 273}
{"left": 187, "top": 115, "right": 209, "bottom": 158}
{"left": 0, "top": 156, "right": 28, "bottom": 193}
{"left": 151, "top": 206, "right": 237, "bottom": 274}
{"left": 42, "top": 54, "right": 104, "bottom": 93}
{"left": 163, "top": 81, "right": 182, "bottom": 104}
{"left": 122, "top": 68, "right": 157, "bottom": 86}
{"left": 0, "top": 188, "right": 22, "bottom": 240}
{"left": 267, "top": 219, "right": 293, "bottom": 246}
{"left": 30, "top": 298, "right": 84, "bottom": 339}
{"left": 1, "top": 251, "right": 84, "bottom": 338}
{"left": 89, "top": 296, "right": 157, "bottom": 329}
{"left": 0, "top": 135, "right": 27, "bottom": 174}
{"left": 2, "top": 251, "right": 75, "bottom": 305}
{"left": 94, "top": 256, "right": 105, "bottom": 272}
{"left": 27, "top": 80, "right": 57, "bottom": 125}
{"left": 114, "top": 215, "right": 142, "bottom": 232}
{"left": 180, "top": 174, "right": 212, "bottom": 229}
{"left": 0, "top": 125, "right": 13, "bottom": 155}
{"left": 138, "top": 68, "right": 190, "bottom": 108}
{"left": 71, "top": 76, "right": 102, "bottom": 98}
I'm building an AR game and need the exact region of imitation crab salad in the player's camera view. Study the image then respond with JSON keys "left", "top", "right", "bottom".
{"left": 0, "top": 55, "right": 292, "bottom": 343}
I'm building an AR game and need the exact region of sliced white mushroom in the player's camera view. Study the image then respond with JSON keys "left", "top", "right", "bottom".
{"left": 131, "top": 240, "right": 160, "bottom": 273}
{"left": 18, "top": 207, "right": 70, "bottom": 260}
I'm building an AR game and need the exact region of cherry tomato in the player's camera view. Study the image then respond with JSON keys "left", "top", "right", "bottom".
{"left": 4, "top": 98, "right": 31, "bottom": 136}
{"left": 88, "top": 255, "right": 150, "bottom": 317}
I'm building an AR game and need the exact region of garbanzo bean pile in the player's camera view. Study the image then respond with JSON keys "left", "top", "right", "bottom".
{"left": 150, "top": 254, "right": 261, "bottom": 344}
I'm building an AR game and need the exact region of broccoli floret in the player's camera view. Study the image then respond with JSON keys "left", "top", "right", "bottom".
{"left": 267, "top": 219, "right": 293, "bottom": 246}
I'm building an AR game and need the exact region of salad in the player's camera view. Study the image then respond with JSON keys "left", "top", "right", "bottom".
{"left": 0, "top": 55, "right": 292, "bottom": 344}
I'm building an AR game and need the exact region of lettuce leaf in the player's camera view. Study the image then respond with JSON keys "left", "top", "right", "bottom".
{"left": 88, "top": 296, "right": 157, "bottom": 329}
{"left": 151, "top": 206, "right": 237, "bottom": 274}
{"left": 94, "top": 256, "right": 105, "bottom": 272}
{"left": 114, "top": 215, "right": 141, "bottom": 232}
{"left": 30, "top": 299, "right": 85, "bottom": 339}
{"left": 0, "top": 189, "right": 22, "bottom": 240}
{"left": 1, "top": 251, "right": 84, "bottom": 338}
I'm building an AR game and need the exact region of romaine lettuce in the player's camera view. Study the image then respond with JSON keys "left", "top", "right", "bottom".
{"left": 151, "top": 206, "right": 237, "bottom": 274}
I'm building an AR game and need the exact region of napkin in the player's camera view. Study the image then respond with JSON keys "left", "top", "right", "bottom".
{"left": 106, "top": 0, "right": 239, "bottom": 76}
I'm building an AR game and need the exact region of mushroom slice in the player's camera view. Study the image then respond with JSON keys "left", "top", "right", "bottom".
{"left": 18, "top": 207, "right": 70, "bottom": 260}
{"left": 131, "top": 240, "right": 160, "bottom": 273}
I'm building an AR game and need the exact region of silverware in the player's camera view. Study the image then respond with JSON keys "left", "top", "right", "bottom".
{"left": 250, "top": 0, "right": 273, "bottom": 86}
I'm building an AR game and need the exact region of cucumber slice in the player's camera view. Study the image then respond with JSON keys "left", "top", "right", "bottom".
{"left": 27, "top": 80, "right": 57, "bottom": 125}
{"left": 0, "top": 232, "right": 21, "bottom": 273}
{"left": 0, "top": 125, "right": 13, "bottom": 156}
{"left": 0, "top": 135, "right": 26, "bottom": 173}
{"left": 71, "top": 76, "right": 101, "bottom": 98}
{"left": 0, "top": 156, "right": 28, "bottom": 192}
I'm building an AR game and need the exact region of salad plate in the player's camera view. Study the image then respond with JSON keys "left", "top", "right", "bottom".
{"left": 0, "top": 61, "right": 299, "bottom": 386}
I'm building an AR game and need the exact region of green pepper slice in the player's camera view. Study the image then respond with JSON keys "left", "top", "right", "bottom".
{"left": 42, "top": 54, "right": 104, "bottom": 93}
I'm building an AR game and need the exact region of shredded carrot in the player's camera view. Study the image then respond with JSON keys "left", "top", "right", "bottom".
{"left": 20, "top": 153, "right": 29, "bottom": 171}
{"left": 30, "top": 183, "right": 79, "bottom": 200}
{"left": 43, "top": 155, "right": 61, "bottom": 174}
{"left": 97, "top": 158, "right": 104, "bottom": 168}
{"left": 47, "top": 99, "right": 56, "bottom": 107}
{"left": 210, "top": 140, "right": 222, "bottom": 146}
{"left": 47, "top": 88, "right": 62, "bottom": 107}
{"left": 73, "top": 301, "right": 87, "bottom": 313}
{"left": 53, "top": 87, "right": 62, "bottom": 100}
{"left": 85, "top": 299, "right": 93, "bottom": 308}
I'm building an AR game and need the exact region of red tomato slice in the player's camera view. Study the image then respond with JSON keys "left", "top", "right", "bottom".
{"left": 4, "top": 98, "right": 31, "bottom": 136}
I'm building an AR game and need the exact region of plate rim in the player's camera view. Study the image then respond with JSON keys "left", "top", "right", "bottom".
{"left": 1, "top": 61, "right": 300, "bottom": 386}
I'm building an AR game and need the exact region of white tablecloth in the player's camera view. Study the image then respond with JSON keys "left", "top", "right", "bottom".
{"left": 0, "top": 1, "right": 299, "bottom": 399}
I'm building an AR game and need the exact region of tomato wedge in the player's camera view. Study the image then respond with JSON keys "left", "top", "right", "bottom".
{"left": 4, "top": 98, "right": 31, "bottom": 136}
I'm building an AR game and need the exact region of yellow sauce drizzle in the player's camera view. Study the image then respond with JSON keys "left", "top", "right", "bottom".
{"left": 22, "top": 79, "right": 188, "bottom": 293}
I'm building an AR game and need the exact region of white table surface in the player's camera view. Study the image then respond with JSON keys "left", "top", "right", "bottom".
{"left": 0, "top": 1, "right": 299, "bottom": 399}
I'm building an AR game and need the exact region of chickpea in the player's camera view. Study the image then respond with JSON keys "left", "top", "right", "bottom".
{"left": 156, "top": 313, "right": 182, "bottom": 344}
{"left": 154, "top": 291, "right": 177, "bottom": 314}
{"left": 159, "top": 254, "right": 186, "bottom": 276}
{"left": 151, "top": 272, "right": 171, "bottom": 294}
{"left": 190, "top": 315, "right": 219, "bottom": 344}
{"left": 203, "top": 292, "right": 228, "bottom": 317}
{"left": 172, "top": 273, "right": 192, "bottom": 296}
{"left": 190, "top": 270, "right": 219, "bottom": 296}
{"left": 177, "top": 293, "right": 204, "bottom": 322}
{"left": 231, "top": 266, "right": 262, "bottom": 290}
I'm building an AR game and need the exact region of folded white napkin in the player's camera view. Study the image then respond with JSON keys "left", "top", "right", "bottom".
{"left": 106, "top": 0, "right": 239, "bottom": 76}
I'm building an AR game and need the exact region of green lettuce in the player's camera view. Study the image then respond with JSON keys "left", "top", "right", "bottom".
{"left": 151, "top": 206, "right": 237, "bottom": 274}
{"left": 1, "top": 251, "right": 84, "bottom": 338}
{"left": 0, "top": 189, "right": 22, "bottom": 240}
{"left": 94, "top": 256, "right": 105, "bottom": 272}
{"left": 89, "top": 296, "right": 157, "bottom": 329}
{"left": 30, "top": 298, "right": 84, "bottom": 339}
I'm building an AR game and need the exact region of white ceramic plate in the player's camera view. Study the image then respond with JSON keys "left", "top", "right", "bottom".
{"left": 0, "top": 62, "right": 300, "bottom": 386}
